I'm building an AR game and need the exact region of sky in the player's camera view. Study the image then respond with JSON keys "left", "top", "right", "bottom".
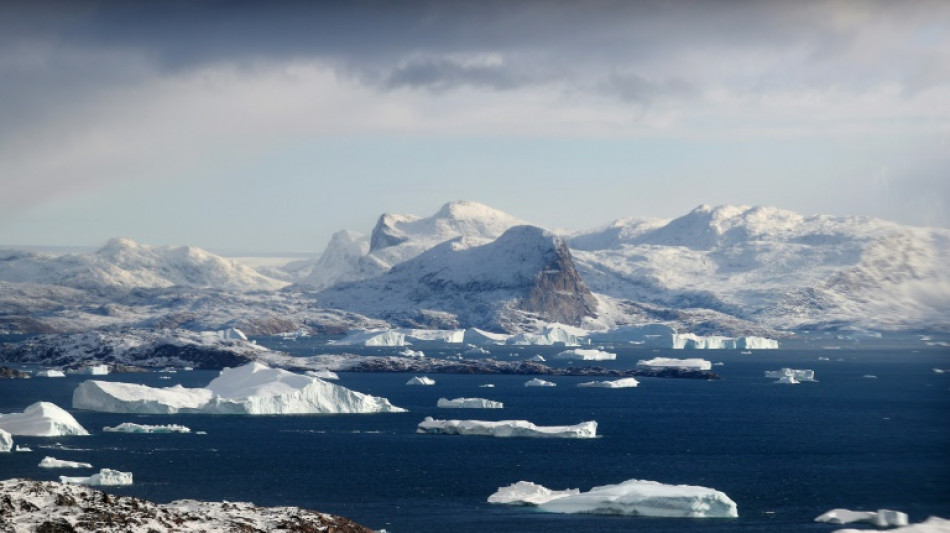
{"left": 0, "top": 0, "right": 948, "bottom": 255}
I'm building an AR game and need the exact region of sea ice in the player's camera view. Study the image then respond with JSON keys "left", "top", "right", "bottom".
{"left": 406, "top": 376, "right": 435, "bottom": 386}
{"left": 437, "top": 397, "right": 503, "bottom": 409}
{"left": 577, "top": 377, "right": 639, "bottom": 388}
{"left": 487, "top": 481, "right": 580, "bottom": 505}
{"left": 553, "top": 348, "right": 616, "bottom": 361}
{"left": 524, "top": 378, "right": 556, "bottom": 387}
{"left": 816, "top": 508, "right": 909, "bottom": 527}
{"left": 60, "top": 468, "right": 132, "bottom": 486}
{"left": 637, "top": 358, "right": 712, "bottom": 371}
{"left": 0, "top": 429, "right": 11, "bottom": 452}
{"left": 0, "top": 402, "right": 89, "bottom": 436}
{"left": 103, "top": 423, "right": 191, "bottom": 433}
{"left": 36, "top": 369, "right": 65, "bottom": 378}
{"left": 524, "top": 478, "right": 739, "bottom": 518}
{"left": 417, "top": 417, "right": 597, "bottom": 439}
{"left": 39, "top": 456, "right": 93, "bottom": 469}
{"left": 73, "top": 362, "right": 405, "bottom": 415}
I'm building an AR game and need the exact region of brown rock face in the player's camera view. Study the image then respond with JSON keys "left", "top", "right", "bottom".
{"left": 520, "top": 237, "right": 599, "bottom": 325}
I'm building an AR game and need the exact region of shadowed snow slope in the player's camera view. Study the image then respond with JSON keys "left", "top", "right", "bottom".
{"left": 317, "top": 225, "right": 598, "bottom": 331}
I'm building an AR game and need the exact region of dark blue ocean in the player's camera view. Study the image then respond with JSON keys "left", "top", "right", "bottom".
{"left": 1, "top": 335, "right": 948, "bottom": 532}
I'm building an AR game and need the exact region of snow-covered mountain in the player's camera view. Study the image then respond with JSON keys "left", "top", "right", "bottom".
{"left": 0, "top": 238, "right": 287, "bottom": 292}
{"left": 289, "top": 201, "right": 526, "bottom": 289}
{"left": 317, "top": 225, "right": 599, "bottom": 331}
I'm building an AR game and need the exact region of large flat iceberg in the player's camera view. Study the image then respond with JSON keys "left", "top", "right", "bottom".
{"left": 577, "top": 377, "right": 639, "bottom": 388}
{"left": 417, "top": 417, "right": 597, "bottom": 439}
{"left": 73, "top": 362, "right": 406, "bottom": 415}
{"left": 489, "top": 478, "right": 738, "bottom": 518}
{"left": 60, "top": 468, "right": 132, "bottom": 486}
{"left": 103, "top": 423, "right": 192, "bottom": 433}
{"left": 637, "top": 357, "right": 712, "bottom": 371}
{"left": 0, "top": 402, "right": 89, "bottom": 437}
{"left": 437, "top": 397, "right": 503, "bottom": 409}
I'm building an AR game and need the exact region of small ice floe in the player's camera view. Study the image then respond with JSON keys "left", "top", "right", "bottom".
{"left": 437, "top": 398, "right": 503, "bottom": 409}
{"left": 418, "top": 418, "right": 597, "bottom": 439}
{"left": 35, "top": 370, "right": 65, "bottom": 378}
{"left": 39, "top": 456, "right": 93, "bottom": 469}
{"left": 405, "top": 376, "right": 435, "bottom": 386}
{"left": 577, "top": 378, "right": 639, "bottom": 389}
{"left": 479, "top": 384, "right": 495, "bottom": 388}
{"left": 528, "top": 355, "right": 546, "bottom": 362}
{"left": 862, "top": 375, "right": 878, "bottom": 379}
{"left": 815, "top": 508, "right": 908, "bottom": 527}
{"left": 524, "top": 378, "right": 556, "bottom": 387}
{"left": 14, "top": 445, "right": 32, "bottom": 452}
{"left": 399, "top": 349, "right": 426, "bottom": 359}
{"left": 103, "top": 423, "right": 191, "bottom": 434}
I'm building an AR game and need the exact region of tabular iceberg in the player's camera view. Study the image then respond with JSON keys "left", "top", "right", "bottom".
{"left": 68, "top": 365, "right": 110, "bottom": 376}
{"left": 60, "top": 468, "right": 133, "bottom": 486}
{"left": 405, "top": 376, "right": 435, "bottom": 385}
{"left": 0, "top": 402, "right": 89, "bottom": 436}
{"left": 487, "top": 481, "right": 580, "bottom": 505}
{"left": 637, "top": 357, "right": 712, "bottom": 371}
{"left": 36, "top": 369, "right": 65, "bottom": 378}
{"left": 552, "top": 348, "right": 616, "bottom": 361}
{"left": 524, "top": 378, "right": 556, "bottom": 387}
{"left": 73, "top": 362, "right": 406, "bottom": 415}
{"left": 577, "top": 377, "right": 639, "bottom": 388}
{"left": 496, "top": 478, "right": 739, "bottom": 518}
{"left": 437, "top": 397, "right": 503, "bottom": 409}
{"left": 103, "top": 423, "right": 192, "bottom": 433}
{"left": 816, "top": 508, "right": 909, "bottom": 527}
{"left": 39, "top": 456, "right": 93, "bottom": 469}
{"left": 417, "top": 417, "right": 597, "bottom": 439}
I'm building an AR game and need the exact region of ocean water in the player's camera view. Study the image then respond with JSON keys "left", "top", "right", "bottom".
{"left": 1, "top": 337, "right": 948, "bottom": 532}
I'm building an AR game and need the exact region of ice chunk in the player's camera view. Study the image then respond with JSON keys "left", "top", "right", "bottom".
{"left": 577, "top": 377, "right": 639, "bottom": 388}
{"left": 39, "top": 456, "right": 93, "bottom": 469}
{"left": 60, "top": 468, "right": 132, "bottom": 486}
{"left": 816, "top": 508, "right": 909, "bottom": 527}
{"left": 553, "top": 349, "right": 616, "bottom": 361}
{"left": 69, "top": 365, "right": 110, "bottom": 376}
{"left": 765, "top": 368, "right": 816, "bottom": 382}
{"left": 417, "top": 417, "right": 597, "bottom": 439}
{"left": 0, "top": 429, "right": 11, "bottom": 452}
{"left": 536, "top": 479, "right": 738, "bottom": 518}
{"left": 334, "top": 329, "right": 406, "bottom": 346}
{"left": 829, "top": 517, "right": 950, "bottom": 533}
{"left": 437, "top": 398, "right": 503, "bottom": 409}
{"left": 399, "top": 348, "right": 426, "bottom": 358}
{"left": 103, "top": 423, "right": 191, "bottom": 433}
{"left": 218, "top": 327, "right": 248, "bottom": 341}
{"left": 305, "top": 370, "right": 340, "bottom": 380}
{"left": 524, "top": 378, "right": 556, "bottom": 387}
{"left": 637, "top": 357, "right": 712, "bottom": 371}
{"left": 0, "top": 402, "right": 89, "bottom": 436}
{"left": 406, "top": 376, "right": 435, "bottom": 386}
{"left": 487, "top": 481, "right": 580, "bottom": 505}
{"left": 527, "top": 355, "right": 546, "bottom": 362}
{"left": 73, "top": 362, "right": 405, "bottom": 415}
{"left": 15, "top": 445, "right": 31, "bottom": 452}
{"left": 36, "top": 369, "right": 65, "bottom": 378}
{"left": 479, "top": 384, "right": 495, "bottom": 388}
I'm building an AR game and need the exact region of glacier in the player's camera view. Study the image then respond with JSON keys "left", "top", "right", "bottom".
{"left": 437, "top": 397, "right": 504, "bottom": 409}
{"left": 0, "top": 402, "right": 89, "bottom": 437}
{"left": 72, "top": 362, "right": 406, "bottom": 415}
{"left": 417, "top": 417, "right": 597, "bottom": 438}
{"left": 39, "top": 456, "right": 93, "bottom": 469}
{"left": 60, "top": 468, "right": 133, "bottom": 486}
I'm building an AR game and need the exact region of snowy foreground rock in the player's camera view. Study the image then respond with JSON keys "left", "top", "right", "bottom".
{"left": 103, "top": 423, "right": 191, "bottom": 433}
{"left": 816, "top": 508, "right": 908, "bottom": 527}
{"left": 73, "top": 362, "right": 405, "bottom": 415}
{"left": 437, "top": 397, "right": 504, "bottom": 409}
{"left": 0, "top": 478, "right": 374, "bottom": 532}
{"left": 417, "top": 417, "right": 597, "bottom": 438}
{"left": 0, "top": 402, "right": 89, "bottom": 436}
{"left": 39, "top": 456, "right": 93, "bottom": 469}
{"left": 60, "top": 468, "right": 133, "bottom": 486}
{"left": 489, "top": 479, "right": 738, "bottom": 518}
{"left": 577, "top": 377, "right": 640, "bottom": 388}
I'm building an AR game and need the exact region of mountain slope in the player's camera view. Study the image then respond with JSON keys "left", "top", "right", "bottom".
{"left": 316, "top": 225, "right": 598, "bottom": 331}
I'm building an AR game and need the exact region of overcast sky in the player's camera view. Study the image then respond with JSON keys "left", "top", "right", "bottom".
{"left": 1, "top": 0, "right": 947, "bottom": 254}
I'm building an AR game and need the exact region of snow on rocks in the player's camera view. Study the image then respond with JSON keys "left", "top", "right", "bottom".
{"left": 0, "top": 428, "right": 11, "bottom": 452}
{"left": 59, "top": 468, "right": 133, "bottom": 486}
{"left": 487, "top": 481, "right": 580, "bottom": 505}
{"left": 552, "top": 348, "right": 616, "bottom": 361}
{"left": 489, "top": 478, "right": 738, "bottom": 518}
{"left": 637, "top": 357, "right": 712, "bottom": 371}
{"left": 577, "top": 377, "right": 640, "bottom": 388}
{"left": 437, "top": 397, "right": 503, "bottom": 409}
{"left": 73, "top": 362, "right": 406, "bottom": 415}
{"left": 417, "top": 417, "right": 597, "bottom": 439}
{"left": 103, "top": 423, "right": 192, "bottom": 433}
{"left": 39, "top": 456, "right": 93, "bottom": 469}
{"left": 816, "top": 508, "right": 909, "bottom": 527}
{"left": 0, "top": 402, "right": 89, "bottom": 436}
{"left": 406, "top": 376, "right": 436, "bottom": 386}
{"left": 524, "top": 378, "right": 556, "bottom": 387}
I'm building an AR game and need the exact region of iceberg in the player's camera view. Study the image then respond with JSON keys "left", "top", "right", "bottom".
{"left": 437, "top": 397, "right": 504, "bottom": 409}
{"left": 334, "top": 329, "right": 407, "bottom": 346}
{"left": 0, "top": 402, "right": 89, "bottom": 436}
{"left": 512, "top": 479, "right": 738, "bottom": 518}
{"left": 305, "top": 370, "right": 340, "bottom": 380}
{"left": 0, "top": 429, "right": 11, "bottom": 452}
{"left": 405, "top": 376, "right": 435, "bottom": 386}
{"left": 553, "top": 348, "right": 616, "bottom": 361}
{"left": 60, "top": 468, "right": 132, "bottom": 486}
{"left": 73, "top": 362, "right": 405, "bottom": 415}
{"left": 39, "top": 456, "right": 93, "bottom": 469}
{"left": 68, "top": 365, "right": 110, "bottom": 376}
{"left": 417, "top": 417, "right": 597, "bottom": 439}
{"left": 36, "top": 369, "right": 65, "bottom": 378}
{"left": 15, "top": 445, "right": 32, "bottom": 452}
{"left": 577, "top": 377, "right": 639, "bottom": 388}
{"left": 525, "top": 378, "right": 556, "bottom": 387}
{"left": 830, "top": 516, "right": 950, "bottom": 533}
{"left": 487, "top": 481, "right": 580, "bottom": 505}
{"left": 765, "top": 368, "right": 816, "bottom": 382}
{"left": 527, "top": 355, "right": 546, "bottom": 362}
{"left": 103, "top": 423, "right": 191, "bottom": 433}
{"left": 463, "top": 328, "right": 510, "bottom": 345}
{"left": 506, "top": 325, "right": 586, "bottom": 346}
{"left": 399, "top": 348, "right": 426, "bottom": 358}
{"left": 637, "top": 357, "right": 712, "bottom": 371}
{"left": 816, "top": 508, "right": 909, "bottom": 527}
